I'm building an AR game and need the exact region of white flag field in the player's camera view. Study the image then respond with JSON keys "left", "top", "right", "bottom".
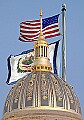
{"left": 6, "top": 40, "right": 61, "bottom": 85}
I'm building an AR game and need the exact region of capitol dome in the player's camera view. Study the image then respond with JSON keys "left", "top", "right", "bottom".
{"left": 2, "top": 72, "right": 82, "bottom": 120}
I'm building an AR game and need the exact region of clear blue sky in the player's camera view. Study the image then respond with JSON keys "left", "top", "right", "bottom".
{"left": 0, "top": 0, "right": 84, "bottom": 119}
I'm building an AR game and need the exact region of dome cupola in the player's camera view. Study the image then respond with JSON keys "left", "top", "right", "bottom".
{"left": 31, "top": 32, "right": 52, "bottom": 72}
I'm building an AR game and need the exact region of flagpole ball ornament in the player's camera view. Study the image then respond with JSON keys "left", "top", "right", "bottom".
{"left": 62, "top": 3, "right": 66, "bottom": 11}
{"left": 2, "top": 9, "right": 82, "bottom": 120}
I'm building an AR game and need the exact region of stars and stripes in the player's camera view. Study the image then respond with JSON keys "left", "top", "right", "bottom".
{"left": 19, "top": 14, "right": 60, "bottom": 42}
{"left": 42, "top": 14, "right": 60, "bottom": 39}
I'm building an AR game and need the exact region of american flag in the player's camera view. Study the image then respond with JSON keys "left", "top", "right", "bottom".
{"left": 19, "top": 14, "right": 60, "bottom": 42}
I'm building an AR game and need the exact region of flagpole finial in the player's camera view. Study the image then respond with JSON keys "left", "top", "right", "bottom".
{"left": 62, "top": 3, "right": 66, "bottom": 11}
{"left": 40, "top": 8, "right": 42, "bottom": 17}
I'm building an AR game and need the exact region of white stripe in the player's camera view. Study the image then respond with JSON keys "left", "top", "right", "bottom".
{"left": 43, "top": 31, "right": 60, "bottom": 38}
{"left": 43, "top": 27, "right": 59, "bottom": 33}
{"left": 20, "top": 25, "right": 40, "bottom": 28}
{"left": 20, "top": 28, "right": 40, "bottom": 32}
{"left": 20, "top": 23, "right": 40, "bottom": 27}
{"left": 20, "top": 31, "right": 40, "bottom": 36}
{"left": 42, "top": 27, "right": 59, "bottom": 34}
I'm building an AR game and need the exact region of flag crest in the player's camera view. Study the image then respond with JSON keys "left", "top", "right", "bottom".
{"left": 17, "top": 50, "right": 34, "bottom": 73}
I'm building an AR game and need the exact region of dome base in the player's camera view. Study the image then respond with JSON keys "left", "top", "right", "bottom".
{"left": 2, "top": 109, "right": 82, "bottom": 120}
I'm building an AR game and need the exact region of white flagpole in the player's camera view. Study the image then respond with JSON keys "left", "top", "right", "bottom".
{"left": 62, "top": 4, "right": 66, "bottom": 81}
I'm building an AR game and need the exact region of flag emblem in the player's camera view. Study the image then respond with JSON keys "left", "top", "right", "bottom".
{"left": 17, "top": 51, "right": 34, "bottom": 73}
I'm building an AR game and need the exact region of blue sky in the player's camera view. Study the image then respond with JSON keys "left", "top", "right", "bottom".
{"left": 0, "top": 0, "right": 84, "bottom": 119}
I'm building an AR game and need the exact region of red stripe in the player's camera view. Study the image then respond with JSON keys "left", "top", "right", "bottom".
{"left": 45, "top": 33, "right": 60, "bottom": 38}
{"left": 21, "top": 23, "right": 40, "bottom": 26}
{"left": 19, "top": 37, "right": 37, "bottom": 42}
{"left": 21, "top": 20, "right": 40, "bottom": 24}
{"left": 20, "top": 33, "right": 39, "bottom": 38}
{"left": 21, "top": 35, "right": 38, "bottom": 40}
{"left": 20, "top": 30, "right": 39, "bottom": 33}
{"left": 42, "top": 25, "right": 58, "bottom": 32}
{"left": 20, "top": 25, "right": 40, "bottom": 29}
{"left": 43, "top": 29, "right": 59, "bottom": 35}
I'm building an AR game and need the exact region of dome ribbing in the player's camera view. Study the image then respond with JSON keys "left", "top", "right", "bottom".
{"left": 3, "top": 72, "right": 81, "bottom": 115}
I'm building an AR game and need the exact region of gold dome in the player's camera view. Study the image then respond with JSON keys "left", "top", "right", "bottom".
{"left": 2, "top": 72, "right": 82, "bottom": 120}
